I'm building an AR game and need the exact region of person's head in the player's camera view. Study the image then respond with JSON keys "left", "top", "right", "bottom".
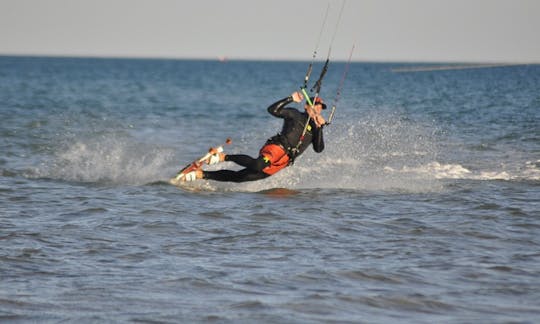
{"left": 305, "top": 97, "right": 327, "bottom": 113}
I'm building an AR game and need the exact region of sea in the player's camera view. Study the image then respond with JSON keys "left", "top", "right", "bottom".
{"left": 1, "top": 56, "right": 539, "bottom": 323}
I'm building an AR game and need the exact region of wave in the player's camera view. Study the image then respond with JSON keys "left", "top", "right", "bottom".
{"left": 384, "top": 161, "right": 540, "bottom": 182}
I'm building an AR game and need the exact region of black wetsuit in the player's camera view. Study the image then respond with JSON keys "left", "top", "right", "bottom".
{"left": 202, "top": 96, "right": 325, "bottom": 183}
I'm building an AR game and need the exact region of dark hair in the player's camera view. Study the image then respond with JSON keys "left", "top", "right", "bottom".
{"left": 308, "top": 97, "right": 327, "bottom": 109}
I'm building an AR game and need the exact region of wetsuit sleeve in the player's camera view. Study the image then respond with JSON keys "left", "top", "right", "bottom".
{"left": 267, "top": 96, "right": 294, "bottom": 117}
{"left": 311, "top": 126, "right": 325, "bottom": 153}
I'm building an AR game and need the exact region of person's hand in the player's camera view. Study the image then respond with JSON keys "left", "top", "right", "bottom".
{"left": 313, "top": 114, "right": 326, "bottom": 128}
{"left": 306, "top": 107, "right": 326, "bottom": 128}
{"left": 291, "top": 91, "right": 303, "bottom": 103}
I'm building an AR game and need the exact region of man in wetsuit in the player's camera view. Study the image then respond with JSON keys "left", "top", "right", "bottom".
{"left": 184, "top": 91, "right": 326, "bottom": 183}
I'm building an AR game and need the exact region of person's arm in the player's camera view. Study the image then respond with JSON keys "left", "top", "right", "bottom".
{"left": 311, "top": 126, "right": 325, "bottom": 153}
{"left": 267, "top": 91, "right": 304, "bottom": 117}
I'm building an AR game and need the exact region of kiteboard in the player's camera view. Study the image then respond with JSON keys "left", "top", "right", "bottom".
{"left": 169, "top": 138, "right": 232, "bottom": 186}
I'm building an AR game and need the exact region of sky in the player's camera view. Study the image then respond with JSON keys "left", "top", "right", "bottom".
{"left": 1, "top": 0, "right": 539, "bottom": 63}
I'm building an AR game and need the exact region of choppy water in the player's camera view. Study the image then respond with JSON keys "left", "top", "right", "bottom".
{"left": 1, "top": 56, "right": 539, "bottom": 323}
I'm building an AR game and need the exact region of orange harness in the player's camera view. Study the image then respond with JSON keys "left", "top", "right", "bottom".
{"left": 259, "top": 144, "right": 290, "bottom": 175}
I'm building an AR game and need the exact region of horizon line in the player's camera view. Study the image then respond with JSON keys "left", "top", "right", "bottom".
{"left": 1, "top": 52, "right": 538, "bottom": 66}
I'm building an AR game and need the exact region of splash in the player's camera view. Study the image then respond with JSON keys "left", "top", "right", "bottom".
{"left": 185, "top": 110, "right": 539, "bottom": 193}
{"left": 287, "top": 112, "right": 442, "bottom": 191}
{"left": 39, "top": 111, "right": 538, "bottom": 190}
{"left": 186, "top": 111, "right": 444, "bottom": 193}
{"left": 39, "top": 134, "right": 174, "bottom": 185}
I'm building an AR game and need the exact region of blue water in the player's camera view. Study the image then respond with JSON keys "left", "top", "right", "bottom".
{"left": 1, "top": 56, "right": 539, "bottom": 323}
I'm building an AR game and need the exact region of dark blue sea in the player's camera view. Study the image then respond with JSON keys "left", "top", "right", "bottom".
{"left": 1, "top": 56, "right": 539, "bottom": 323}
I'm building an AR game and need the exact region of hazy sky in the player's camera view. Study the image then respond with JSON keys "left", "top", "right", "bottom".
{"left": 1, "top": 0, "right": 539, "bottom": 63}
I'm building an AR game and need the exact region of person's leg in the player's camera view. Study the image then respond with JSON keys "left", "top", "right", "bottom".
{"left": 181, "top": 154, "right": 269, "bottom": 183}
{"left": 202, "top": 168, "right": 270, "bottom": 183}
{"left": 225, "top": 154, "right": 268, "bottom": 171}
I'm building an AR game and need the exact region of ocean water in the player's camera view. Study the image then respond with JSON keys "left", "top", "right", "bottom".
{"left": 1, "top": 56, "right": 539, "bottom": 323}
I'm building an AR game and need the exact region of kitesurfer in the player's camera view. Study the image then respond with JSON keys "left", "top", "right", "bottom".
{"left": 184, "top": 91, "right": 326, "bottom": 182}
